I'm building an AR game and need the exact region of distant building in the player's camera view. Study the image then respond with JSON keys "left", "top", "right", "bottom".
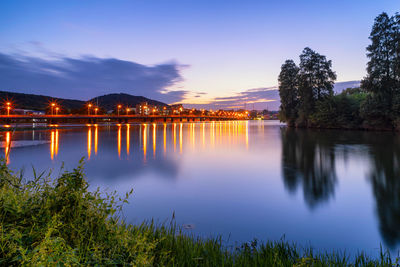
{"left": 170, "top": 104, "right": 184, "bottom": 115}
{"left": 135, "top": 102, "right": 159, "bottom": 115}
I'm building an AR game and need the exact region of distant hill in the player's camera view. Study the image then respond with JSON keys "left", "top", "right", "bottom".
{"left": 333, "top": 80, "right": 361, "bottom": 94}
{"left": 0, "top": 91, "right": 85, "bottom": 112}
{"left": 89, "top": 93, "right": 168, "bottom": 111}
{"left": 0, "top": 91, "right": 168, "bottom": 113}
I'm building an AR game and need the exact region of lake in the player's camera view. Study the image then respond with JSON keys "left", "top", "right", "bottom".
{"left": 3, "top": 120, "right": 400, "bottom": 256}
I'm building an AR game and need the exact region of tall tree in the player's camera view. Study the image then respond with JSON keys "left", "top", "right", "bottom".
{"left": 395, "top": 13, "right": 400, "bottom": 83}
{"left": 278, "top": 60, "right": 299, "bottom": 126}
{"left": 361, "top": 12, "right": 400, "bottom": 126}
{"left": 362, "top": 13, "right": 397, "bottom": 98}
{"left": 296, "top": 47, "right": 336, "bottom": 126}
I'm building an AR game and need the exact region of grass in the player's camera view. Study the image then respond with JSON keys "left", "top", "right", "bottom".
{"left": 0, "top": 160, "right": 398, "bottom": 266}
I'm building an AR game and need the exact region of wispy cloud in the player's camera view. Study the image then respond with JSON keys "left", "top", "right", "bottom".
{"left": 0, "top": 52, "right": 188, "bottom": 103}
{"left": 182, "top": 81, "right": 361, "bottom": 111}
{"left": 183, "top": 87, "right": 280, "bottom": 110}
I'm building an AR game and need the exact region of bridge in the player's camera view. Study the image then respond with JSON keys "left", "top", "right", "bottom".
{"left": 0, "top": 114, "right": 242, "bottom": 125}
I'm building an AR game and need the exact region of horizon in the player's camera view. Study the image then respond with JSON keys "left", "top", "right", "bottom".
{"left": 0, "top": 0, "right": 398, "bottom": 110}
{"left": 0, "top": 80, "right": 360, "bottom": 111}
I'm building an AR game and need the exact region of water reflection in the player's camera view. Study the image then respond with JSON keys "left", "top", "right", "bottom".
{"left": 280, "top": 128, "right": 400, "bottom": 248}
{"left": 5, "top": 131, "right": 10, "bottom": 164}
{"left": 366, "top": 135, "right": 400, "bottom": 248}
{"left": 143, "top": 124, "right": 147, "bottom": 162}
{"left": 126, "top": 124, "right": 130, "bottom": 156}
{"left": 163, "top": 123, "right": 167, "bottom": 156}
{"left": 6, "top": 121, "right": 400, "bottom": 252}
{"left": 153, "top": 123, "right": 156, "bottom": 158}
{"left": 50, "top": 129, "right": 59, "bottom": 160}
{"left": 87, "top": 128, "right": 91, "bottom": 160}
{"left": 280, "top": 128, "right": 337, "bottom": 209}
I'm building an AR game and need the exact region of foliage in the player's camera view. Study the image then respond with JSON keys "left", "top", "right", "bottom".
{"left": 296, "top": 47, "right": 337, "bottom": 126}
{"left": 0, "top": 160, "right": 399, "bottom": 266}
{"left": 310, "top": 92, "right": 367, "bottom": 129}
{"left": 360, "top": 12, "right": 400, "bottom": 127}
{"left": 278, "top": 12, "right": 400, "bottom": 131}
{"left": 278, "top": 60, "right": 299, "bottom": 126}
{"left": 278, "top": 48, "right": 337, "bottom": 127}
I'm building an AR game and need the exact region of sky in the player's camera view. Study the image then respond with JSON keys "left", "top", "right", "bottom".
{"left": 0, "top": 0, "right": 399, "bottom": 110}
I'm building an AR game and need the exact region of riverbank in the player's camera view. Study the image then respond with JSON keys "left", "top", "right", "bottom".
{"left": 0, "top": 161, "right": 396, "bottom": 266}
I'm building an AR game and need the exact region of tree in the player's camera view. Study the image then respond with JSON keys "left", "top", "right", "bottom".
{"left": 296, "top": 47, "right": 336, "bottom": 126}
{"left": 361, "top": 13, "right": 399, "bottom": 126}
{"left": 278, "top": 60, "right": 299, "bottom": 126}
{"left": 394, "top": 13, "right": 400, "bottom": 83}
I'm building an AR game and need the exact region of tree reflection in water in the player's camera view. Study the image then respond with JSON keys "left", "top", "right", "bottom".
{"left": 281, "top": 128, "right": 337, "bottom": 209}
{"left": 366, "top": 134, "right": 400, "bottom": 248}
{"left": 281, "top": 127, "right": 400, "bottom": 248}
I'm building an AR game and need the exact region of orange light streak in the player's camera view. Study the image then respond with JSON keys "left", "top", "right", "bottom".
{"left": 50, "top": 130, "right": 55, "bottom": 160}
{"left": 5, "top": 131, "right": 10, "bottom": 164}
{"left": 94, "top": 125, "right": 98, "bottom": 155}
{"left": 163, "top": 123, "right": 167, "bottom": 156}
{"left": 87, "top": 127, "right": 92, "bottom": 160}
{"left": 179, "top": 123, "right": 183, "bottom": 154}
{"left": 55, "top": 129, "right": 59, "bottom": 157}
{"left": 173, "top": 123, "right": 176, "bottom": 153}
{"left": 143, "top": 124, "right": 147, "bottom": 162}
{"left": 117, "top": 125, "right": 121, "bottom": 159}
{"left": 126, "top": 124, "right": 130, "bottom": 156}
{"left": 152, "top": 123, "right": 156, "bottom": 158}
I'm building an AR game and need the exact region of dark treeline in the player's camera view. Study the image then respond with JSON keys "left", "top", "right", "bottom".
{"left": 279, "top": 12, "right": 400, "bottom": 130}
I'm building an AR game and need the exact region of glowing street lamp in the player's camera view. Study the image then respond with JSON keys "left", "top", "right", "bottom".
{"left": 5, "top": 102, "right": 11, "bottom": 116}
{"left": 117, "top": 105, "right": 122, "bottom": 116}
{"left": 51, "top": 103, "right": 56, "bottom": 115}
{"left": 55, "top": 107, "right": 59, "bottom": 115}
{"left": 88, "top": 103, "right": 92, "bottom": 115}
{"left": 94, "top": 107, "right": 99, "bottom": 115}
{"left": 126, "top": 108, "right": 130, "bottom": 115}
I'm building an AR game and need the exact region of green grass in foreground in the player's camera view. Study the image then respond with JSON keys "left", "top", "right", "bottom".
{"left": 0, "top": 160, "right": 398, "bottom": 266}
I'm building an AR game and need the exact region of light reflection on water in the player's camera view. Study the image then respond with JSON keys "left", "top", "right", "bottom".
{"left": 2, "top": 120, "right": 400, "bottom": 256}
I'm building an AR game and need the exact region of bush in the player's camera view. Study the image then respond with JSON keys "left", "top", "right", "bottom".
{"left": 360, "top": 94, "right": 393, "bottom": 130}
{"left": 310, "top": 92, "right": 366, "bottom": 129}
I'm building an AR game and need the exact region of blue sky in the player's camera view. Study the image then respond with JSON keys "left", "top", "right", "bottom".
{"left": 0, "top": 0, "right": 398, "bottom": 109}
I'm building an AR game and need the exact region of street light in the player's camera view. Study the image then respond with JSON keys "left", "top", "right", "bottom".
{"left": 5, "top": 102, "right": 11, "bottom": 116}
{"left": 88, "top": 103, "right": 92, "bottom": 115}
{"left": 94, "top": 107, "right": 98, "bottom": 115}
{"left": 126, "top": 108, "right": 130, "bottom": 115}
{"left": 117, "top": 105, "right": 122, "bottom": 116}
{"left": 51, "top": 103, "right": 56, "bottom": 115}
{"left": 55, "top": 107, "right": 59, "bottom": 115}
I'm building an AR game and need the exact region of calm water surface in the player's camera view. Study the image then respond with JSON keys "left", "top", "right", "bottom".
{"left": 3, "top": 121, "right": 400, "bottom": 256}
